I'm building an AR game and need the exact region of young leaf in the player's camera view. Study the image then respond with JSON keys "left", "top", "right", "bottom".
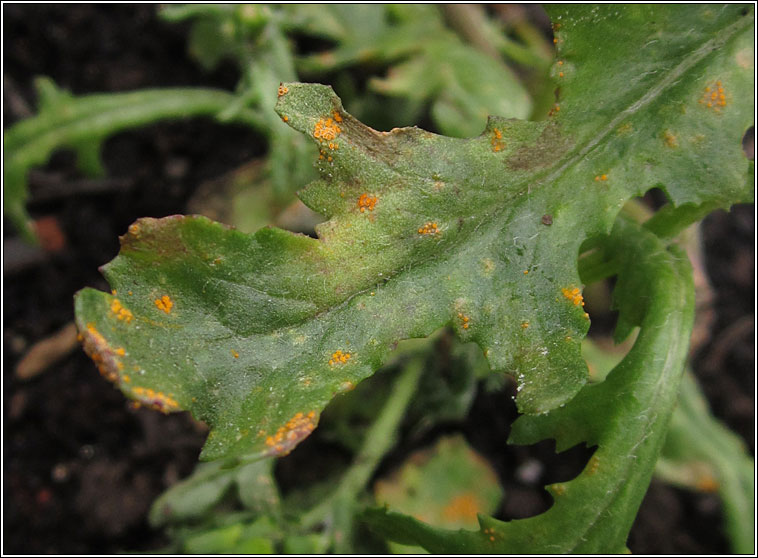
{"left": 292, "top": 4, "right": 532, "bottom": 135}
{"left": 363, "top": 217, "right": 695, "bottom": 553}
{"left": 74, "top": 5, "right": 752, "bottom": 462}
{"left": 374, "top": 435, "right": 503, "bottom": 530}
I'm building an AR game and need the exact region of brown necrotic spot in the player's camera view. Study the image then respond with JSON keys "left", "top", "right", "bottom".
{"left": 506, "top": 123, "right": 568, "bottom": 171}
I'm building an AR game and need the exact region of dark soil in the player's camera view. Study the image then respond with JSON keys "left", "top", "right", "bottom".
{"left": 3, "top": 5, "right": 754, "bottom": 555}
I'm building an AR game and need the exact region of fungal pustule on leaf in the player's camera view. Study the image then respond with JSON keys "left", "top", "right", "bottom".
{"left": 131, "top": 386, "right": 179, "bottom": 414}
{"left": 417, "top": 222, "right": 440, "bottom": 235}
{"left": 490, "top": 128, "right": 505, "bottom": 152}
{"left": 154, "top": 294, "right": 174, "bottom": 314}
{"left": 264, "top": 410, "right": 318, "bottom": 455}
{"left": 357, "top": 193, "right": 378, "bottom": 213}
{"left": 457, "top": 312, "right": 471, "bottom": 330}
{"left": 110, "top": 298, "right": 133, "bottom": 323}
{"left": 700, "top": 80, "right": 727, "bottom": 111}
{"left": 562, "top": 286, "right": 585, "bottom": 307}
{"left": 313, "top": 117, "right": 341, "bottom": 142}
{"left": 80, "top": 322, "right": 123, "bottom": 385}
{"left": 329, "top": 350, "right": 352, "bottom": 366}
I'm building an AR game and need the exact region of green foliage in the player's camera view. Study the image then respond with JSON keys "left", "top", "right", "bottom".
{"left": 3, "top": 78, "right": 264, "bottom": 242}
{"left": 74, "top": 5, "right": 752, "bottom": 465}
{"left": 364, "top": 217, "right": 696, "bottom": 553}
{"left": 374, "top": 435, "right": 504, "bottom": 530}
{"left": 290, "top": 4, "right": 532, "bottom": 136}
{"left": 21, "top": 3, "right": 749, "bottom": 553}
{"left": 656, "top": 371, "right": 755, "bottom": 554}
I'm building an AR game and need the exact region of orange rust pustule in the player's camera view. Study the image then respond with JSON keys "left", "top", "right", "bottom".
{"left": 154, "top": 295, "right": 174, "bottom": 314}
{"left": 110, "top": 298, "right": 133, "bottom": 322}
{"left": 79, "top": 322, "right": 124, "bottom": 386}
{"left": 264, "top": 410, "right": 318, "bottom": 456}
{"left": 132, "top": 386, "right": 180, "bottom": 414}
{"left": 562, "top": 286, "right": 585, "bottom": 307}
{"left": 418, "top": 222, "right": 439, "bottom": 235}
{"left": 457, "top": 312, "right": 470, "bottom": 330}
{"left": 329, "top": 350, "right": 351, "bottom": 366}
{"left": 699, "top": 80, "right": 727, "bottom": 111}
{"left": 313, "top": 117, "right": 342, "bottom": 142}
{"left": 357, "top": 193, "right": 378, "bottom": 213}
{"left": 490, "top": 128, "right": 505, "bottom": 152}
{"left": 277, "top": 84, "right": 289, "bottom": 97}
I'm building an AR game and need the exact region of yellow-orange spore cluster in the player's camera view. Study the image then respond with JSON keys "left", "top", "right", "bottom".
{"left": 313, "top": 117, "right": 341, "bottom": 141}
{"left": 548, "top": 103, "right": 561, "bottom": 117}
{"left": 277, "top": 84, "right": 289, "bottom": 97}
{"left": 357, "top": 193, "right": 378, "bottom": 213}
{"left": 457, "top": 312, "right": 471, "bottom": 330}
{"left": 110, "top": 299, "right": 133, "bottom": 323}
{"left": 700, "top": 80, "right": 726, "bottom": 111}
{"left": 418, "top": 222, "right": 439, "bottom": 235}
{"left": 132, "top": 386, "right": 179, "bottom": 413}
{"left": 594, "top": 174, "right": 608, "bottom": 182}
{"left": 154, "top": 295, "right": 174, "bottom": 314}
{"left": 562, "top": 286, "right": 585, "bottom": 307}
{"left": 81, "top": 323, "right": 123, "bottom": 384}
{"left": 483, "top": 527, "right": 501, "bottom": 543}
{"left": 128, "top": 223, "right": 140, "bottom": 237}
{"left": 329, "top": 350, "right": 351, "bottom": 366}
{"left": 315, "top": 115, "right": 342, "bottom": 162}
{"left": 264, "top": 410, "right": 317, "bottom": 453}
{"left": 490, "top": 128, "right": 505, "bottom": 152}
{"left": 442, "top": 492, "right": 480, "bottom": 523}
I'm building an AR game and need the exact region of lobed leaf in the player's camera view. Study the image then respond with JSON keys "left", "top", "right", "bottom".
{"left": 363, "top": 216, "right": 696, "bottom": 553}
{"left": 74, "top": 5, "right": 753, "bottom": 462}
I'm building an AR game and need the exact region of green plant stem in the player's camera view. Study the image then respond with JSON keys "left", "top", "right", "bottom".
{"left": 658, "top": 371, "right": 755, "bottom": 553}
{"left": 300, "top": 358, "right": 425, "bottom": 547}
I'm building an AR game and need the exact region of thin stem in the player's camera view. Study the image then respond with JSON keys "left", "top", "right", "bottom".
{"left": 300, "top": 358, "right": 425, "bottom": 540}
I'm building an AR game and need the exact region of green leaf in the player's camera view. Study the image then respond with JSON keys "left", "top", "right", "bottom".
{"left": 4, "top": 78, "right": 266, "bottom": 242}
{"left": 181, "top": 516, "right": 277, "bottom": 554}
{"left": 363, "top": 216, "right": 695, "bottom": 553}
{"left": 74, "top": 6, "right": 752, "bottom": 462}
{"left": 656, "top": 371, "right": 755, "bottom": 554}
{"left": 374, "top": 435, "right": 503, "bottom": 530}
{"left": 149, "top": 457, "right": 279, "bottom": 528}
{"left": 149, "top": 460, "right": 236, "bottom": 527}
{"left": 292, "top": 4, "right": 532, "bottom": 135}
